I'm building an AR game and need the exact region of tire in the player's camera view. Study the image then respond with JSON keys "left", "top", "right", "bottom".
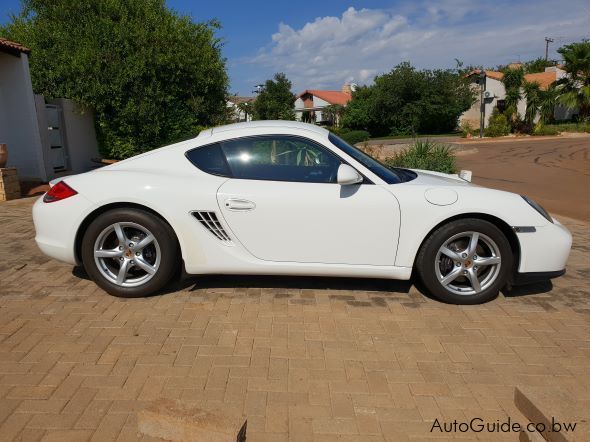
{"left": 415, "top": 218, "right": 513, "bottom": 304}
{"left": 81, "top": 208, "right": 179, "bottom": 298}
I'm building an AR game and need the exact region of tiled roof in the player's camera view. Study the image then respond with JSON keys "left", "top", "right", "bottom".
{"left": 523, "top": 71, "right": 558, "bottom": 90}
{"left": 298, "top": 90, "right": 352, "bottom": 106}
{"left": 0, "top": 38, "right": 31, "bottom": 55}
{"left": 466, "top": 69, "right": 557, "bottom": 90}
{"left": 227, "top": 96, "right": 255, "bottom": 105}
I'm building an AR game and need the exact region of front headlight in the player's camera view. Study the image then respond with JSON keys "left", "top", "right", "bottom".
{"left": 521, "top": 196, "right": 553, "bottom": 223}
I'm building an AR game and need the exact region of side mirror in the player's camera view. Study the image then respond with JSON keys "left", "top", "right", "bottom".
{"left": 337, "top": 164, "right": 363, "bottom": 185}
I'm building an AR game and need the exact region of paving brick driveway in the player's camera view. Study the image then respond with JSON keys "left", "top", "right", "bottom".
{"left": 1, "top": 197, "right": 590, "bottom": 441}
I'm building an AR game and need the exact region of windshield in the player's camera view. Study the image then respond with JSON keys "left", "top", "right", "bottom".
{"left": 328, "top": 133, "right": 415, "bottom": 184}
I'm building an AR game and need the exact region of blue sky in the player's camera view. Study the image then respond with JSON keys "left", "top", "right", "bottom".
{"left": 2, "top": 0, "right": 590, "bottom": 95}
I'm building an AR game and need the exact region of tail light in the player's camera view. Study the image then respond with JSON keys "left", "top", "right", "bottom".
{"left": 43, "top": 181, "right": 78, "bottom": 203}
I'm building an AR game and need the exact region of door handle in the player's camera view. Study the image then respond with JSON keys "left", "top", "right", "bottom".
{"left": 224, "top": 198, "right": 256, "bottom": 211}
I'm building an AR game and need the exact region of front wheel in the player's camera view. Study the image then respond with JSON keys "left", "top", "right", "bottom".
{"left": 81, "top": 208, "right": 179, "bottom": 298}
{"left": 416, "top": 219, "right": 513, "bottom": 304}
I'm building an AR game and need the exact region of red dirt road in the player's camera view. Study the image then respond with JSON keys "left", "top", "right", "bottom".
{"left": 455, "top": 136, "right": 590, "bottom": 222}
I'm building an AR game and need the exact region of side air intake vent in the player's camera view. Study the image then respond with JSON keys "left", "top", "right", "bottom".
{"left": 192, "top": 211, "right": 232, "bottom": 242}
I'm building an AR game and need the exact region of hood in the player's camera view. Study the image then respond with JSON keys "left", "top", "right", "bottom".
{"left": 406, "top": 169, "right": 473, "bottom": 187}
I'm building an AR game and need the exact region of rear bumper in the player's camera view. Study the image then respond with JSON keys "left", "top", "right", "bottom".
{"left": 512, "top": 269, "right": 565, "bottom": 286}
{"left": 33, "top": 194, "right": 94, "bottom": 266}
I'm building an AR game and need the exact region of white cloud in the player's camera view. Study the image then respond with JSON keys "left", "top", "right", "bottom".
{"left": 247, "top": 1, "right": 590, "bottom": 93}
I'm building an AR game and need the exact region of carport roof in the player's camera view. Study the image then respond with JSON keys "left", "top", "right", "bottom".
{"left": 0, "top": 38, "right": 31, "bottom": 57}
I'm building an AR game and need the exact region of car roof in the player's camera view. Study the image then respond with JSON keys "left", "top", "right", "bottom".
{"left": 206, "top": 120, "right": 329, "bottom": 137}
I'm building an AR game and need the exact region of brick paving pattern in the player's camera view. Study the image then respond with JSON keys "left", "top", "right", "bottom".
{"left": 1, "top": 197, "right": 589, "bottom": 441}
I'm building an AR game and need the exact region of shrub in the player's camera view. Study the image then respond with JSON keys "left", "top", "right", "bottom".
{"left": 383, "top": 140, "right": 457, "bottom": 174}
{"left": 484, "top": 110, "right": 511, "bottom": 137}
{"left": 340, "top": 130, "right": 370, "bottom": 145}
{"left": 460, "top": 121, "right": 478, "bottom": 138}
{"left": 532, "top": 125, "right": 559, "bottom": 136}
{"left": 328, "top": 126, "right": 351, "bottom": 137}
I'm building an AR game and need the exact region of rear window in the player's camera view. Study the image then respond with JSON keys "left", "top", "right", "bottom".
{"left": 185, "top": 143, "right": 231, "bottom": 177}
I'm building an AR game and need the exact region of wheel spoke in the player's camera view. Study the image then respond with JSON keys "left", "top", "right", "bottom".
{"left": 114, "top": 223, "right": 127, "bottom": 246}
{"left": 440, "top": 246, "right": 461, "bottom": 261}
{"left": 116, "top": 259, "right": 130, "bottom": 285}
{"left": 134, "top": 256, "right": 156, "bottom": 275}
{"left": 466, "top": 268, "right": 482, "bottom": 292}
{"left": 134, "top": 234, "right": 154, "bottom": 250}
{"left": 475, "top": 256, "right": 501, "bottom": 266}
{"left": 467, "top": 232, "right": 479, "bottom": 257}
{"left": 95, "top": 248, "right": 123, "bottom": 258}
{"left": 440, "top": 267, "right": 462, "bottom": 286}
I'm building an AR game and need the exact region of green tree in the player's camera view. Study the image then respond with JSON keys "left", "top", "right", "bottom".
{"left": 341, "top": 62, "right": 474, "bottom": 137}
{"left": 252, "top": 73, "right": 296, "bottom": 120}
{"left": 539, "top": 84, "right": 559, "bottom": 125}
{"left": 557, "top": 40, "right": 590, "bottom": 120}
{"left": 2, "top": 0, "right": 228, "bottom": 159}
{"left": 523, "top": 57, "right": 554, "bottom": 74}
{"left": 340, "top": 86, "right": 375, "bottom": 131}
{"left": 322, "top": 104, "right": 344, "bottom": 127}
{"left": 236, "top": 100, "right": 253, "bottom": 122}
{"left": 501, "top": 66, "right": 525, "bottom": 128}
{"left": 523, "top": 81, "right": 541, "bottom": 126}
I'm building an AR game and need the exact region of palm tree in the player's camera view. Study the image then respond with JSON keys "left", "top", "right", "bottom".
{"left": 557, "top": 41, "right": 590, "bottom": 120}
{"left": 236, "top": 101, "right": 253, "bottom": 122}
{"left": 523, "top": 81, "right": 541, "bottom": 126}
{"left": 501, "top": 67, "right": 525, "bottom": 127}
{"left": 323, "top": 104, "right": 345, "bottom": 127}
{"left": 539, "top": 85, "right": 559, "bottom": 125}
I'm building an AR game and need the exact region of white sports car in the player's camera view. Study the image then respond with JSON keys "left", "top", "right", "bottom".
{"left": 33, "top": 121, "right": 572, "bottom": 304}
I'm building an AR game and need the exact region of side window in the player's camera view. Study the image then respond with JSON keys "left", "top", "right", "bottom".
{"left": 220, "top": 135, "right": 342, "bottom": 183}
{"left": 186, "top": 143, "right": 231, "bottom": 177}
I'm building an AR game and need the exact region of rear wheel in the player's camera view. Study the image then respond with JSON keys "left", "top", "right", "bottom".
{"left": 416, "top": 219, "right": 513, "bottom": 304}
{"left": 81, "top": 208, "right": 179, "bottom": 298}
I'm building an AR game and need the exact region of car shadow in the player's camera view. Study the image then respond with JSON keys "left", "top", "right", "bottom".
{"left": 72, "top": 266, "right": 555, "bottom": 303}
{"left": 503, "top": 280, "right": 554, "bottom": 298}
{"left": 72, "top": 266, "right": 90, "bottom": 280}
{"left": 185, "top": 274, "right": 413, "bottom": 294}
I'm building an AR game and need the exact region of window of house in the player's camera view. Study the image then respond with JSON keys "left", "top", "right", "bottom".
{"left": 496, "top": 99, "right": 506, "bottom": 113}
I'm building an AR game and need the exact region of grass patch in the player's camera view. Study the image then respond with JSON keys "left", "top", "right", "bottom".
{"left": 547, "top": 122, "right": 590, "bottom": 133}
{"left": 532, "top": 125, "right": 559, "bottom": 136}
{"left": 383, "top": 140, "right": 457, "bottom": 174}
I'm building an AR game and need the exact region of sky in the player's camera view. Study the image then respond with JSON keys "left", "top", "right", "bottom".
{"left": 2, "top": 0, "right": 590, "bottom": 96}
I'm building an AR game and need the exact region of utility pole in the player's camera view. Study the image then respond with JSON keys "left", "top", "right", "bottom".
{"left": 544, "top": 37, "right": 554, "bottom": 61}
{"left": 479, "top": 71, "right": 486, "bottom": 138}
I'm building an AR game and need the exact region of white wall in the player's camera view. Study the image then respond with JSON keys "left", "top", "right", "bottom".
{"left": 49, "top": 98, "right": 100, "bottom": 175}
{"left": 0, "top": 52, "right": 46, "bottom": 180}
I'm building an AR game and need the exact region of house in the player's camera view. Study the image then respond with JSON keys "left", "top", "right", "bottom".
{"left": 0, "top": 37, "right": 100, "bottom": 182}
{"left": 295, "top": 84, "right": 354, "bottom": 124}
{"left": 227, "top": 96, "right": 255, "bottom": 122}
{"left": 460, "top": 65, "right": 574, "bottom": 128}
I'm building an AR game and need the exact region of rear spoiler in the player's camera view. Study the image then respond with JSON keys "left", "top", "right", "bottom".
{"left": 48, "top": 176, "right": 72, "bottom": 188}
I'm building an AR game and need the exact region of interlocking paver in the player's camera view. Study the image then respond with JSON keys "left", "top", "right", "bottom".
{"left": 1, "top": 197, "right": 590, "bottom": 440}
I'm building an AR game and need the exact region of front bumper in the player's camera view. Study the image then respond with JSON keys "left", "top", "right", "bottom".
{"left": 514, "top": 218, "right": 572, "bottom": 274}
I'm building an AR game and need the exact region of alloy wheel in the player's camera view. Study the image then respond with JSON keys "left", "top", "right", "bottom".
{"left": 434, "top": 231, "right": 502, "bottom": 296}
{"left": 93, "top": 222, "right": 161, "bottom": 288}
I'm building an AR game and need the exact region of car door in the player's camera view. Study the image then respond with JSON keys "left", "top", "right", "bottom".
{"left": 215, "top": 134, "right": 401, "bottom": 266}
